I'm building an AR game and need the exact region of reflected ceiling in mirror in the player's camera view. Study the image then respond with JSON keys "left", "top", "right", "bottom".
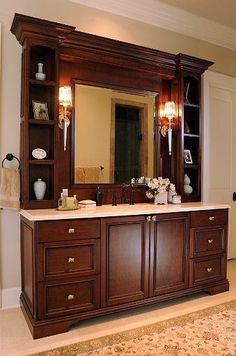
{"left": 74, "top": 84, "right": 157, "bottom": 184}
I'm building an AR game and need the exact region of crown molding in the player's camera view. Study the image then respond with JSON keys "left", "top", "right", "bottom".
{"left": 70, "top": 0, "right": 236, "bottom": 52}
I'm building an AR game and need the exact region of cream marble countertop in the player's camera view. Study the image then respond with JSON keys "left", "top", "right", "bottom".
{"left": 20, "top": 202, "right": 229, "bottom": 221}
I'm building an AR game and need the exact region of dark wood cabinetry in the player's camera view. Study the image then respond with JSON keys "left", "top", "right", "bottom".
{"left": 20, "top": 208, "right": 229, "bottom": 338}
{"left": 150, "top": 213, "right": 189, "bottom": 296}
{"left": 11, "top": 14, "right": 213, "bottom": 208}
{"left": 189, "top": 209, "right": 228, "bottom": 292}
{"left": 101, "top": 216, "right": 149, "bottom": 306}
{"left": 21, "top": 41, "right": 59, "bottom": 208}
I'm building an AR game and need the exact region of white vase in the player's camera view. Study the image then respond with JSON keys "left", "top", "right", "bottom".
{"left": 154, "top": 191, "right": 168, "bottom": 205}
{"left": 35, "top": 63, "right": 46, "bottom": 80}
{"left": 184, "top": 184, "right": 193, "bottom": 195}
{"left": 184, "top": 174, "right": 191, "bottom": 185}
{"left": 33, "top": 178, "right": 46, "bottom": 200}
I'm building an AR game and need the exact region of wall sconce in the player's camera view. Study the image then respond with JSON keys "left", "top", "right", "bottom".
{"left": 160, "top": 101, "right": 176, "bottom": 156}
{"left": 59, "top": 86, "right": 72, "bottom": 151}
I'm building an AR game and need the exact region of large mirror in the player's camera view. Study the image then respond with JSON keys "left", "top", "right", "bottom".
{"left": 73, "top": 83, "right": 158, "bottom": 184}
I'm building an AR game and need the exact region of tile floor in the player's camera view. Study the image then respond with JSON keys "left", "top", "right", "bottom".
{"left": 1, "top": 259, "right": 236, "bottom": 356}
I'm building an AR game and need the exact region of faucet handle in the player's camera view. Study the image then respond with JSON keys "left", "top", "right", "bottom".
{"left": 129, "top": 185, "right": 134, "bottom": 205}
{"left": 112, "top": 191, "right": 117, "bottom": 206}
{"left": 121, "top": 184, "right": 126, "bottom": 204}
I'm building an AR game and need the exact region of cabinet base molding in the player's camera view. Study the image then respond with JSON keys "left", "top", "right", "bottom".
{"left": 21, "top": 278, "right": 229, "bottom": 339}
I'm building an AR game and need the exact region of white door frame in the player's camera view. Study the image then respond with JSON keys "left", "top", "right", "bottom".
{"left": 202, "top": 70, "right": 236, "bottom": 258}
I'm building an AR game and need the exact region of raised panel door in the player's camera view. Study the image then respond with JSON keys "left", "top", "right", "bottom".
{"left": 150, "top": 213, "right": 189, "bottom": 296}
{"left": 101, "top": 216, "right": 149, "bottom": 307}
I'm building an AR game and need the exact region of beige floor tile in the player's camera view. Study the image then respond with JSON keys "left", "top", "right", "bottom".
{"left": 1, "top": 259, "right": 236, "bottom": 356}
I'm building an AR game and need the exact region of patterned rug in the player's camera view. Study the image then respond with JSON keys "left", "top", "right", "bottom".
{"left": 32, "top": 300, "right": 236, "bottom": 356}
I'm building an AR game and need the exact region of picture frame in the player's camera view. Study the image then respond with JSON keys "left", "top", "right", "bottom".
{"left": 184, "top": 149, "right": 193, "bottom": 164}
{"left": 32, "top": 100, "right": 49, "bottom": 120}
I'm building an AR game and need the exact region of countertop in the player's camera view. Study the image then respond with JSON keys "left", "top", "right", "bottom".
{"left": 20, "top": 202, "right": 230, "bottom": 221}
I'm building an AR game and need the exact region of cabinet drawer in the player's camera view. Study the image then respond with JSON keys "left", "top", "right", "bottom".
{"left": 38, "top": 276, "right": 100, "bottom": 318}
{"left": 38, "top": 239, "right": 100, "bottom": 280}
{"left": 191, "top": 209, "right": 228, "bottom": 228}
{"left": 190, "top": 227, "right": 225, "bottom": 257}
{"left": 38, "top": 219, "right": 100, "bottom": 242}
{"left": 190, "top": 255, "right": 225, "bottom": 286}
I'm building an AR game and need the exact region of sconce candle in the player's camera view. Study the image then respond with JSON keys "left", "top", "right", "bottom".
{"left": 161, "top": 101, "right": 176, "bottom": 156}
{"left": 59, "top": 86, "right": 72, "bottom": 151}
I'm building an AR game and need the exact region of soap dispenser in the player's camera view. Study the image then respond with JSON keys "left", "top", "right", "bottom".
{"left": 96, "top": 186, "right": 103, "bottom": 206}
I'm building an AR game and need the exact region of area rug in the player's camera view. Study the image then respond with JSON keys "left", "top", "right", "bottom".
{"left": 32, "top": 300, "right": 236, "bottom": 356}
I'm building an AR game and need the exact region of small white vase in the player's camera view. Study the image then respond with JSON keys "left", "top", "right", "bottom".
{"left": 184, "top": 174, "right": 191, "bottom": 185}
{"left": 33, "top": 178, "right": 46, "bottom": 200}
{"left": 184, "top": 184, "right": 193, "bottom": 195}
{"left": 154, "top": 191, "right": 168, "bottom": 205}
{"left": 35, "top": 63, "right": 46, "bottom": 80}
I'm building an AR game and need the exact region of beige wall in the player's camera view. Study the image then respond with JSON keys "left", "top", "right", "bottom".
{"left": 0, "top": 0, "right": 236, "bottom": 299}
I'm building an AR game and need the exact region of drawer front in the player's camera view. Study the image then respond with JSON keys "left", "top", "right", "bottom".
{"left": 190, "top": 255, "right": 225, "bottom": 286}
{"left": 38, "top": 219, "right": 100, "bottom": 242}
{"left": 38, "top": 276, "right": 100, "bottom": 318}
{"left": 38, "top": 239, "right": 100, "bottom": 280}
{"left": 190, "top": 227, "right": 225, "bottom": 257}
{"left": 191, "top": 209, "right": 228, "bottom": 228}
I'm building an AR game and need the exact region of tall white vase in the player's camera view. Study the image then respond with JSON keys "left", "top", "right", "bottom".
{"left": 35, "top": 63, "right": 46, "bottom": 80}
{"left": 33, "top": 178, "right": 46, "bottom": 200}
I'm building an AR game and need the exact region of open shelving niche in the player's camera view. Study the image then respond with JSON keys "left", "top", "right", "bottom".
{"left": 25, "top": 44, "right": 58, "bottom": 208}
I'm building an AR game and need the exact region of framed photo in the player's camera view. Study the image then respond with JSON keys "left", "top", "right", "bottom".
{"left": 32, "top": 100, "right": 49, "bottom": 120}
{"left": 184, "top": 149, "right": 193, "bottom": 164}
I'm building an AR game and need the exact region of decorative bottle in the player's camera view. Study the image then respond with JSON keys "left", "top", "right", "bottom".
{"left": 33, "top": 178, "right": 46, "bottom": 200}
{"left": 35, "top": 63, "right": 46, "bottom": 80}
{"left": 184, "top": 174, "right": 193, "bottom": 195}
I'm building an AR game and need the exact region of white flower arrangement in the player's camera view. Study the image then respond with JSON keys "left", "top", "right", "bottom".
{"left": 146, "top": 177, "right": 175, "bottom": 199}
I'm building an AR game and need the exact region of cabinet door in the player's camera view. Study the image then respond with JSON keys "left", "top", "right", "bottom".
{"left": 150, "top": 213, "right": 189, "bottom": 296}
{"left": 101, "top": 216, "right": 149, "bottom": 307}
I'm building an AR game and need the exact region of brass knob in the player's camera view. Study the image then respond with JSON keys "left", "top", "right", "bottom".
{"left": 207, "top": 239, "right": 213, "bottom": 244}
{"left": 68, "top": 228, "right": 75, "bottom": 233}
{"left": 152, "top": 216, "right": 156, "bottom": 221}
{"left": 68, "top": 257, "right": 75, "bottom": 263}
{"left": 206, "top": 267, "right": 213, "bottom": 273}
{"left": 67, "top": 294, "right": 74, "bottom": 300}
{"left": 209, "top": 216, "right": 215, "bottom": 221}
{"left": 146, "top": 216, "right": 151, "bottom": 222}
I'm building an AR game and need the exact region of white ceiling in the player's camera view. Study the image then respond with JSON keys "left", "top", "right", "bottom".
{"left": 157, "top": 0, "right": 236, "bottom": 30}
{"left": 69, "top": 0, "right": 236, "bottom": 51}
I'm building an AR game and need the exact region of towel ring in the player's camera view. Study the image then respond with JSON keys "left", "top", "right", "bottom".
{"left": 2, "top": 153, "right": 20, "bottom": 169}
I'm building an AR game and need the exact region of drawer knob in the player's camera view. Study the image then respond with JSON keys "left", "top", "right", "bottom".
{"left": 208, "top": 239, "right": 213, "bottom": 244}
{"left": 68, "top": 228, "right": 75, "bottom": 234}
{"left": 68, "top": 257, "right": 75, "bottom": 263}
{"left": 152, "top": 216, "right": 157, "bottom": 221}
{"left": 206, "top": 267, "right": 213, "bottom": 273}
{"left": 67, "top": 294, "right": 74, "bottom": 300}
{"left": 209, "top": 216, "right": 215, "bottom": 221}
{"left": 146, "top": 216, "right": 151, "bottom": 222}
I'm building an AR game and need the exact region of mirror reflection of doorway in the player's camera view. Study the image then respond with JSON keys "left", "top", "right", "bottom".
{"left": 114, "top": 105, "right": 141, "bottom": 183}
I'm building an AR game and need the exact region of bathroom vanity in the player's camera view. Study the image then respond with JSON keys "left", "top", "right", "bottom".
{"left": 11, "top": 14, "right": 229, "bottom": 339}
{"left": 20, "top": 203, "right": 229, "bottom": 338}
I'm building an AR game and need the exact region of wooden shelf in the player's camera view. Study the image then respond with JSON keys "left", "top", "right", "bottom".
{"left": 28, "top": 119, "right": 55, "bottom": 125}
{"left": 29, "top": 79, "right": 56, "bottom": 86}
{"left": 184, "top": 164, "right": 199, "bottom": 169}
{"left": 184, "top": 133, "right": 200, "bottom": 138}
{"left": 29, "top": 160, "right": 54, "bottom": 165}
{"left": 184, "top": 103, "right": 200, "bottom": 108}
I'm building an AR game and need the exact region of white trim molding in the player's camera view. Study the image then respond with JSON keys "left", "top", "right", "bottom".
{"left": 1, "top": 287, "right": 21, "bottom": 309}
{"left": 70, "top": 0, "right": 236, "bottom": 52}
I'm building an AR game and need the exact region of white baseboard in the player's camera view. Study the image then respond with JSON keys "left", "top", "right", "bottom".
{"left": 1, "top": 287, "right": 21, "bottom": 309}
